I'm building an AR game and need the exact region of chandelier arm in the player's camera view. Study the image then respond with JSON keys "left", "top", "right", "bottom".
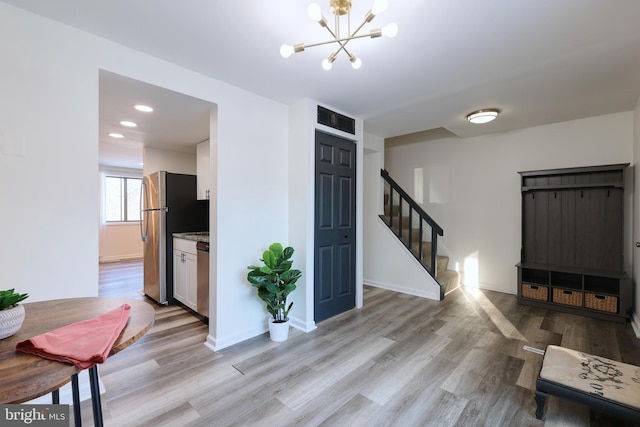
{"left": 348, "top": 19, "right": 369, "bottom": 38}
{"left": 322, "top": 24, "right": 339, "bottom": 41}
{"left": 330, "top": 40, "right": 353, "bottom": 58}
{"left": 348, "top": 10, "right": 376, "bottom": 38}
{"left": 301, "top": 32, "right": 372, "bottom": 50}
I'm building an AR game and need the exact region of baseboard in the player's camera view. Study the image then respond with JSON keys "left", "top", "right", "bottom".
{"left": 289, "top": 315, "right": 317, "bottom": 333}
{"left": 26, "top": 369, "right": 104, "bottom": 405}
{"left": 99, "top": 254, "right": 142, "bottom": 263}
{"left": 631, "top": 312, "right": 640, "bottom": 338}
{"left": 204, "top": 334, "right": 217, "bottom": 352}
{"left": 474, "top": 282, "right": 516, "bottom": 295}
{"left": 205, "top": 324, "right": 267, "bottom": 351}
{"left": 364, "top": 279, "right": 440, "bottom": 300}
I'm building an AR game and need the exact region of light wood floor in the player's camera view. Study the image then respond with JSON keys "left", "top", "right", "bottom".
{"left": 88, "top": 260, "right": 640, "bottom": 427}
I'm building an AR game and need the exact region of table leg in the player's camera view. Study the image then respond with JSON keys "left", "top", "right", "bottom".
{"left": 88, "top": 365, "right": 103, "bottom": 427}
{"left": 52, "top": 389, "right": 59, "bottom": 404}
{"left": 71, "top": 374, "right": 81, "bottom": 427}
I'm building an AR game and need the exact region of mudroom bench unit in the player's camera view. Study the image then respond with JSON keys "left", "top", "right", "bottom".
{"left": 516, "top": 163, "right": 632, "bottom": 322}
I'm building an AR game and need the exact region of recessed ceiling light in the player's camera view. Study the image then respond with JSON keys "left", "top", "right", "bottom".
{"left": 120, "top": 120, "right": 137, "bottom": 127}
{"left": 466, "top": 109, "right": 501, "bottom": 124}
{"left": 134, "top": 104, "right": 153, "bottom": 112}
{"left": 108, "top": 132, "right": 124, "bottom": 138}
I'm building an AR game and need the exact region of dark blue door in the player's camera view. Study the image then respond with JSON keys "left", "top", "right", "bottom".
{"left": 314, "top": 130, "right": 356, "bottom": 322}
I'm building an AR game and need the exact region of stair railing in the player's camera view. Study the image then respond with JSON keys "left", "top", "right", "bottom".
{"left": 380, "top": 169, "right": 444, "bottom": 297}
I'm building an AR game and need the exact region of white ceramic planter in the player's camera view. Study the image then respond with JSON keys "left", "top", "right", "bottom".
{"left": 268, "top": 318, "right": 290, "bottom": 342}
{"left": 0, "top": 304, "right": 25, "bottom": 339}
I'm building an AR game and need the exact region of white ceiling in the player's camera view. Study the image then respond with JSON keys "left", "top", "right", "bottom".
{"left": 98, "top": 71, "right": 213, "bottom": 169}
{"left": 4, "top": 0, "right": 640, "bottom": 169}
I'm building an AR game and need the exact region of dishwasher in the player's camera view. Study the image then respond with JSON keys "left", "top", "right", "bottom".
{"left": 196, "top": 240, "right": 209, "bottom": 318}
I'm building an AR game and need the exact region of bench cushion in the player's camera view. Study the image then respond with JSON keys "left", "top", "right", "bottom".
{"left": 540, "top": 345, "right": 640, "bottom": 410}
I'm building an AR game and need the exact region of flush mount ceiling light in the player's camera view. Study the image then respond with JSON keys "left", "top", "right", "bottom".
{"left": 280, "top": 0, "right": 398, "bottom": 70}
{"left": 108, "top": 132, "right": 124, "bottom": 138}
{"left": 134, "top": 104, "right": 153, "bottom": 113}
{"left": 119, "top": 120, "right": 137, "bottom": 127}
{"left": 466, "top": 109, "right": 501, "bottom": 124}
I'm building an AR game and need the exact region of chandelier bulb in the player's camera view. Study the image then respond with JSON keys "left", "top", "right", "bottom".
{"left": 322, "top": 52, "right": 337, "bottom": 71}
{"left": 381, "top": 22, "right": 398, "bottom": 38}
{"left": 280, "top": 44, "right": 295, "bottom": 58}
{"left": 307, "top": 3, "right": 323, "bottom": 22}
{"left": 351, "top": 57, "right": 362, "bottom": 69}
{"left": 371, "top": 0, "right": 389, "bottom": 15}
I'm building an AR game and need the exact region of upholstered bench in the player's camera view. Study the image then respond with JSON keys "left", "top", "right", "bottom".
{"left": 535, "top": 345, "right": 640, "bottom": 423}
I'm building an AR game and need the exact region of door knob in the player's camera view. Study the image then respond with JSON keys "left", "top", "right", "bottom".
{"left": 636, "top": 242, "right": 640, "bottom": 248}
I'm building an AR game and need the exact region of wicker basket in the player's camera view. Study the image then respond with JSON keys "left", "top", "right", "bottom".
{"left": 522, "top": 283, "right": 548, "bottom": 301}
{"left": 552, "top": 288, "right": 583, "bottom": 307}
{"left": 585, "top": 293, "right": 618, "bottom": 313}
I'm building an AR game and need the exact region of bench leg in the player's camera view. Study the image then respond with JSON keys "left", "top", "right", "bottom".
{"left": 535, "top": 390, "right": 548, "bottom": 419}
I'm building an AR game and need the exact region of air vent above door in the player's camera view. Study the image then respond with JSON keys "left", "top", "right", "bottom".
{"left": 317, "top": 105, "right": 355, "bottom": 135}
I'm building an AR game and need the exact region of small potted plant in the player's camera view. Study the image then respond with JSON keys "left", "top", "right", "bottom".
{"left": 0, "top": 289, "right": 29, "bottom": 339}
{"left": 247, "top": 243, "right": 301, "bottom": 342}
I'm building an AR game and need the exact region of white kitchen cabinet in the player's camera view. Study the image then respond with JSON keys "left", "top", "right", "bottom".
{"left": 173, "top": 238, "right": 198, "bottom": 311}
{"left": 197, "top": 139, "right": 210, "bottom": 200}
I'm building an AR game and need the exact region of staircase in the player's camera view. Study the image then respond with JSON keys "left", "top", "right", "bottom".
{"left": 381, "top": 170, "right": 461, "bottom": 299}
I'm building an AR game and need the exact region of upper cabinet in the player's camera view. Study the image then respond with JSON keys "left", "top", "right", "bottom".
{"left": 197, "top": 140, "right": 210, "bottom": 200}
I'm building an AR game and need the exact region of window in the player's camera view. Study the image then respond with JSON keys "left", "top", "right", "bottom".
{"left": 105, "top": 176, "right": 142, "bottom": 222}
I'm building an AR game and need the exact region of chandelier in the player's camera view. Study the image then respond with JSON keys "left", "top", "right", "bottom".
{"left": 280, "top": 0, "right": 398, "bottom": 70}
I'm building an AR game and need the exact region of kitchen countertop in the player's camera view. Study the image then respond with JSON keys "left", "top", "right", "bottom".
{"left": 173, "top": 232, "right": 209, "bottom": 243}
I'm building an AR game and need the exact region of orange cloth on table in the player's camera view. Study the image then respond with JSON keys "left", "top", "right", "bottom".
{"left": 16, "top": 304, "right": 131, "bottom": 369}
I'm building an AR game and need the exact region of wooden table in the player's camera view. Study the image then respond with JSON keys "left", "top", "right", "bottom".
{"left": 0, "top": 297, "right": 155, "bottom": 425}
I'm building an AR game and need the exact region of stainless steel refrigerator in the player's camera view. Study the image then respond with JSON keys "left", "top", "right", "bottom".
{"left": 140, "top": 171, "right": 208, "bottom": 305}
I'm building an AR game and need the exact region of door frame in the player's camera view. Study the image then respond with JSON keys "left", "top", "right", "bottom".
{"left": 310, "top": 124, "right": 364, "bottom": 323}
{"left": 286, "top": 99, "right": 364, "bottom": 333}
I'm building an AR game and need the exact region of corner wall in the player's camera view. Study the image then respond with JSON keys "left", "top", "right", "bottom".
{"left": 385, "top": 112, "right": 634, "bottom": 295}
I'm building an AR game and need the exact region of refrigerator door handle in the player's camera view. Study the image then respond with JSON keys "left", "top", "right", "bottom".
{"left": 140, "top": 179, "right": 149, "bottom": 242}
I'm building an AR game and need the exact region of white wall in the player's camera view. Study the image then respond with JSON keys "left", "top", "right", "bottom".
{"left": 0, "top": 4, "right": 290, "bottom": 351}
{"left": 363, "top": 133, "right": 441, "bottom": 298}
{"left": 99, "top": 223, "right": 142, "bottom": 262}
{"left": 143, "top": 147, "right": 197, "bottom": 176}
{"left": 210, "top": 87, "right": 289, "bottom": 349}
{"left": 385, "top": 112, "right": 634, "bottom": 295}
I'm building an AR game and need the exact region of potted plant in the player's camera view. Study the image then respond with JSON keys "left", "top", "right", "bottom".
{"left": 0, "top": 289, "right": 29, "bottom": 339}
{"left": 247, "top": 242, "right": 301, "bottom": 342}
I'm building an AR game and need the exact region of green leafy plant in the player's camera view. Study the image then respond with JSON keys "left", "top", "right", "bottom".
{"left": 247, "top": 242, "right": 302, "bottom": 323}
{"left": 0, "top": 289, "right": 29, "bottom": 311}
